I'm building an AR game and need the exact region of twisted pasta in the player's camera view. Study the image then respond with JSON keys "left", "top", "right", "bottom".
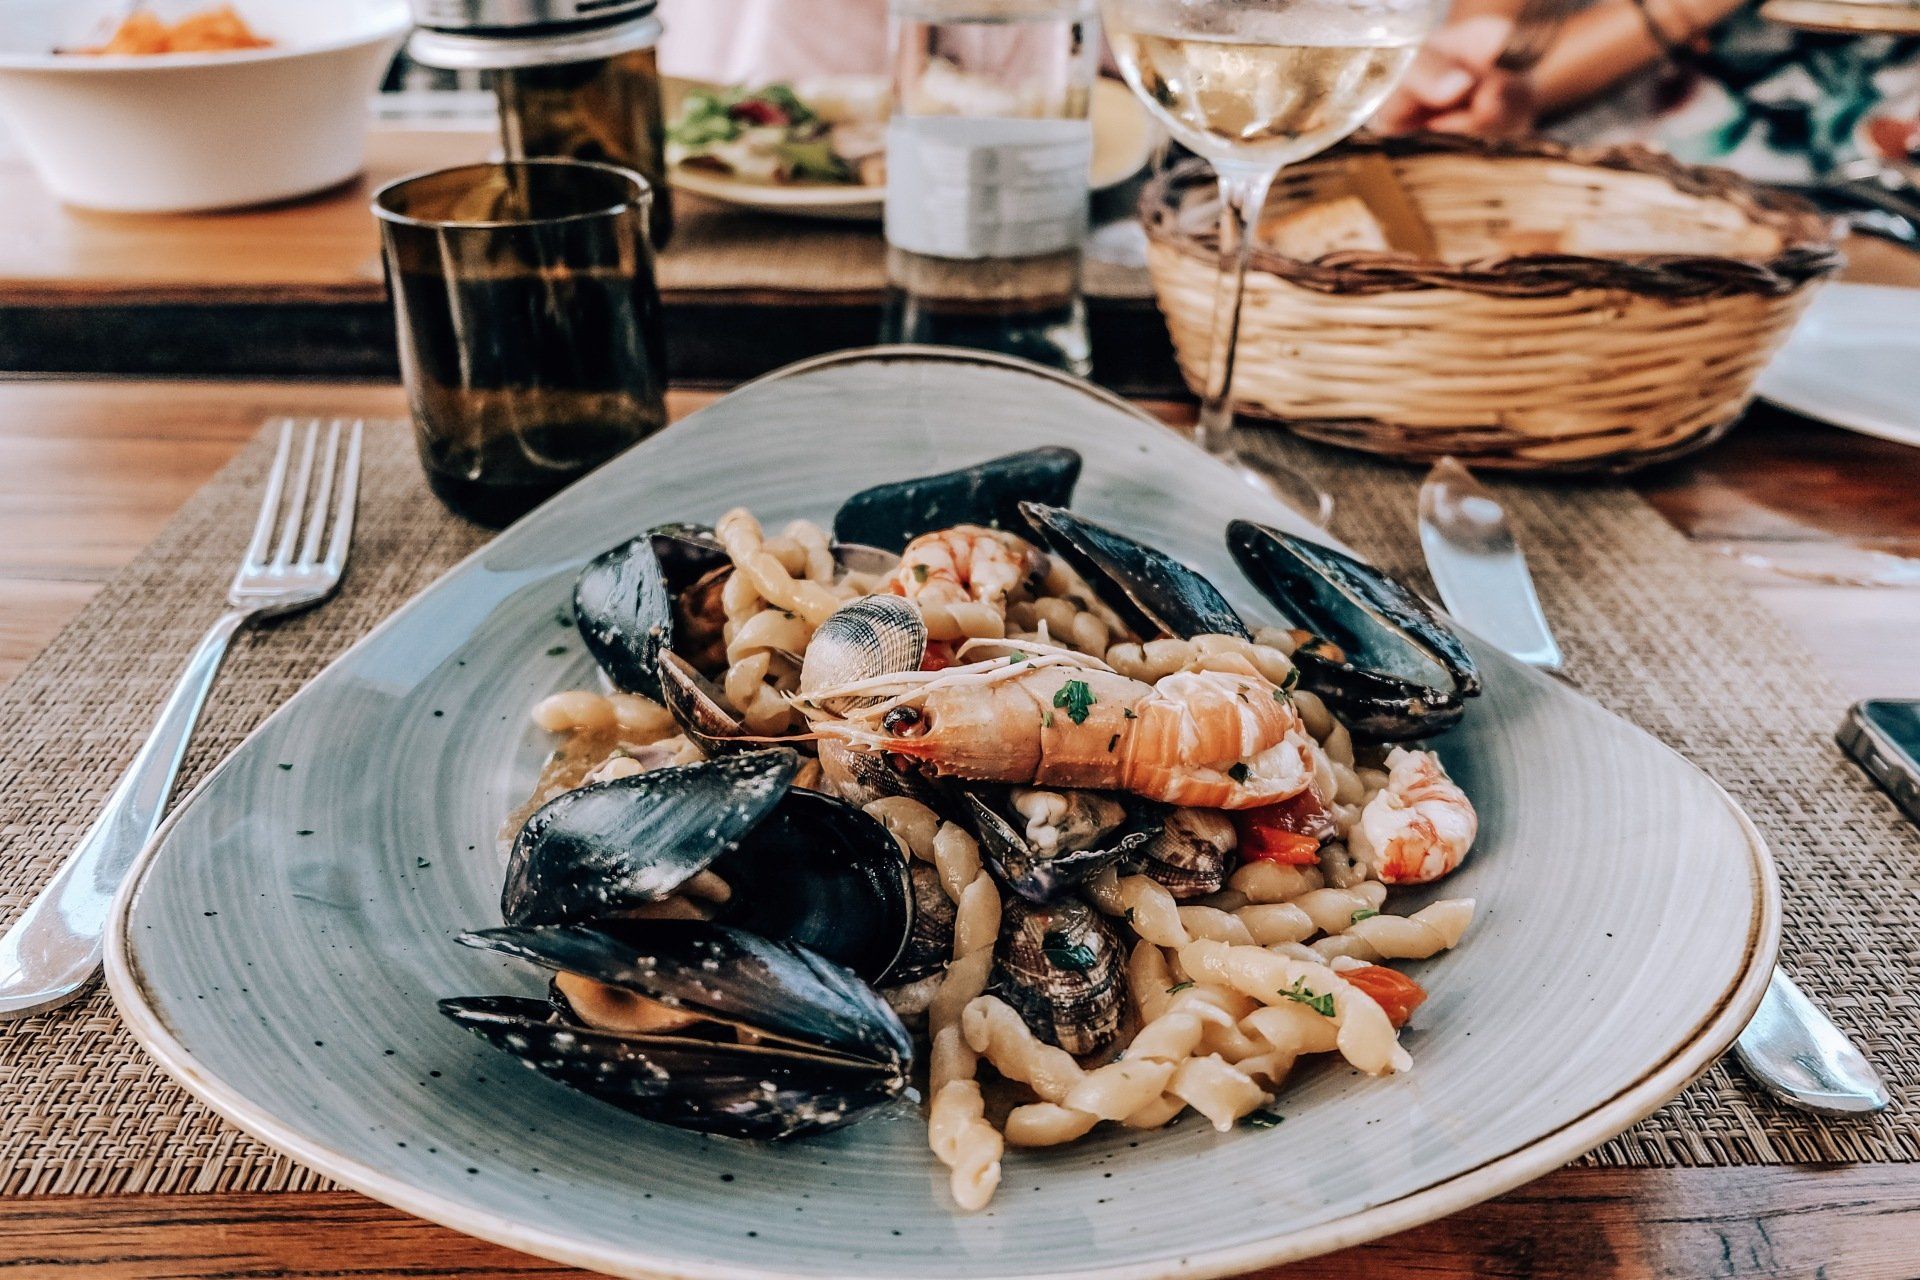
{"left": 1311, "top": 899, "right": 1476, "bottom": 962}
{"left": 867, "top": 797, "right": 1006, "bottom": 1210}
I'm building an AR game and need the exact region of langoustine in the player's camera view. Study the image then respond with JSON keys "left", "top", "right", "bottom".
{"left": 801, "top": 643, "right": 1327, "bottom": 810}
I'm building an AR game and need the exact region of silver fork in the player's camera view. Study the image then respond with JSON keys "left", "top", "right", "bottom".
{"left": 0, "top": 418, "right": 363, "bottom": 1019}
{"left": 1494, "top": 0, "right": 1570, "bottom": 73}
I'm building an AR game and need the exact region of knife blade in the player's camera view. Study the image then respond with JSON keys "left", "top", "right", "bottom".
{"left": 1417, "top": 457, "right": 1563, "bottom": 672}
{"left": 1415, "top": 456, "right": 1889, "bottom": 1116}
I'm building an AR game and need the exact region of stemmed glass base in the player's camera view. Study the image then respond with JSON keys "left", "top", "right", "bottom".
{"left": 1193, "top": 165, "right": 1335, "bottom": 529}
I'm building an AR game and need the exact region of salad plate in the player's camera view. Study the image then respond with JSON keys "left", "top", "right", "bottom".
{"left": 108, "top": 348, "right": 1777, "bottom": 1279}
{"left": 665, "top": 77, "right": 1157, "bottom": 220}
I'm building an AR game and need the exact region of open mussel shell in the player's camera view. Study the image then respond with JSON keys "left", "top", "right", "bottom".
{"left": 833, "top": 447, "right": 1083, "bottom": 553}
{"left": 1227, "top": 521, "right": 1480, "bottom": 743}
{"left": 994, "top": 898, "right": 1124, "bottom": 1056}
{"left": 657, "top": 651, "right": 754, "bottom": 756}
{"left": 959, "top": 786, "right": 1163, "bottom": 904}
{"left": 1019, "top": 503, "right": 1250, "bottom": 641}
{"left": 573, "top": 524, "right": 730, "bottom": 700}
{"left": 501, "top": 750, "right": 913, "bottom": 983}
{"left": 441, "top": 920, "right": 913, "bottom": 1140}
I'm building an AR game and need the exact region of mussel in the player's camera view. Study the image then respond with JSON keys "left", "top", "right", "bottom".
{"left": 959, "top": 785, "right": 1163, "bottom": 904}
{"left": 441, "top": 920, "right": 913, "bottom": 1140}
{"left": 573, "top": 524, "right": 730, "bottom": 701}
{"left": 502, "top": 749, "right": 914, "bottom": 984}
{"left": 1228, "top": 521, "right": 1479, "bottom": 742}
{"left": 834, "top": 447, "right": 1083, "bottom": 553}
{"left": 995, "top": 897, "right": 1125, "bottom": 1056}
{"left": 1019, "top": 503, "right": 1248, "bottom": 641}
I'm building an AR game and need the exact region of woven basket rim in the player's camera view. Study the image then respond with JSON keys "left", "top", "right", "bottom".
{"left": 1141, "top": 134, "right": 1846, "bottom": 300}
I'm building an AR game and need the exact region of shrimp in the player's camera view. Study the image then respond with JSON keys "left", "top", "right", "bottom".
{"left": 1349, "top": 747, "right": 1477, "bottom": 884}
{"left": 892, "top": 526, "right": 1041, "bottom": 641}
{"left": 803, "top": 645, "right": 1325, "bottom": 809}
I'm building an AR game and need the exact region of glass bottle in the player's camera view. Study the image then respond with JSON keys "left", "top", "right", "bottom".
{"left": 407, "top": 0, "right": 673, "bottom": 248}
{"left": 881, "top": 0, "right": 1099, "bottom": 375}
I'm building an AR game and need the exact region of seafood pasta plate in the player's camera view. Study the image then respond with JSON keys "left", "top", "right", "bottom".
{"left": 108, "top": 349, "right": 1778, "bottom": 1280}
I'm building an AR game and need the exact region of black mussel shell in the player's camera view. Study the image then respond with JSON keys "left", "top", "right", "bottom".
{"left": 959, "top": 786, "right": 1163, "bottom": 904}
{"left": 457, "top": 920, "right": 914, "bottom": 1070}
{"left": 1019, "top": 503, "right": 1250, "bottom": 641}
{"left": 574, "top": 525, "right": 729, "bottom": 699}
{"left": 1227, "top": 521, "right": 1480, "bottom": 742}
{"left": 657, "top": 651, "right": 754, "bottom": 755}
{"left": 503, "top": 750, "right": 797, "bottom": 929}
{"left": 502, "top": 751, "right": 913, "bottom": 984}
{"left": 994, "top": 898, "right": 1124, "bottom": 1056}
{"left": 709, "top": 788, "right": 913, "bottom": 983}
{"left": 439, "top": 996, "right": 905, "bottom": 1140}
{"left": 833, "top": 448, "right": 1082, "bottom": 553}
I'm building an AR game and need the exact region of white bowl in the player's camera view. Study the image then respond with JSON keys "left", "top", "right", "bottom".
{"left": 0, "top": 0, "right": 409, "bottom": 213}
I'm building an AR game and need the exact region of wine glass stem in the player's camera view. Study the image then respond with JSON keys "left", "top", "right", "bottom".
{"left": 1196, "top": 167, "right": 1280, "bottom": 457}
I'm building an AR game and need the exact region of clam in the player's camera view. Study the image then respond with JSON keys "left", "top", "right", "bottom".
{"left": 960, "top": 785, "right": 1163, "bottom": 904}
{"left": 995, "top": 897, "right": 1125, "bottom": 1056}
{"left": 441, "top": 920, "right": 913, "bottom": 1140}
{"left": 1227, "top": 521, "right": 1479, "bottom": 742}
{"left": 834, "top": 447, "right": 1082, "bottom": 553}
{"left": 1018, "top": 503, "right": 1249, "bottom": 641}
{"left": 502, "top": 749, "right": 913, "bottom": 983}
{"left": 1134, "top": 808, "right": 1237, "bottom": 899}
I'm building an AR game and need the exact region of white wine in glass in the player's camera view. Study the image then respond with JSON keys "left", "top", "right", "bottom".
{"left": 1104, "top": 0, "right": 1439, "bottom": 523}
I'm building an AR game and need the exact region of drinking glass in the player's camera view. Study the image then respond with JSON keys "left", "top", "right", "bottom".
{"left": 1102, "top": 0, "right": 1441, "bottom": 524}
{"left": 373, "top": 160, "right": 668, "bottom": 528}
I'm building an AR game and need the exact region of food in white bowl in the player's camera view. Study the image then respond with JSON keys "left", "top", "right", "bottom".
{"left": 0, "top": 0, "right": 408, "bottom": 212}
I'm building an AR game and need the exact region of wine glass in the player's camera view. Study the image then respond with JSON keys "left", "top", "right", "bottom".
{"left": 1103, "top": 0, "right": 1441, "bottom": 526}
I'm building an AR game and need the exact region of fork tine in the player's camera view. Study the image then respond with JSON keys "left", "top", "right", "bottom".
{"left": 298, "top": 420, "right": 343, "bottom": 566}
{"left": 271, "top": 420, "right": 321, "bottom": 570}
{"left": 323, "top": 420, "right": 364, "bottom": 577}
{"left": 243, "top": 421, "right": 295, "bottom": 569}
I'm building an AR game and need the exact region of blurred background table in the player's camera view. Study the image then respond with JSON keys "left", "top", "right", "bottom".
{"left": 1, "top": 120, "right": 1918, "bottom": 1278}
{"left": 0, "top": 125, "right": 1180, "bottom": 394}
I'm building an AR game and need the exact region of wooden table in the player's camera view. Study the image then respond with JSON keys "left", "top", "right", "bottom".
{"left": 0, "top": 371, "right": 1916, "bottom": 1278}
{"left": 0, "top": 128, "right": 1177, "bottom": 394}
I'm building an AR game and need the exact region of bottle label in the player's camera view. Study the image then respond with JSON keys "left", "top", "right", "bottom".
{"left": 884, "top": 115, "right": 1092, "bottom": 260}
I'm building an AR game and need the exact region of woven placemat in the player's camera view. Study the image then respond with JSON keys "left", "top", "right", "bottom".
{"left": 0, "top": 417, "right": 1914, "bottom": 1197}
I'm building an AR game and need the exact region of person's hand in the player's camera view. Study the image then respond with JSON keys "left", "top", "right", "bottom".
{"left": 1373, "top": 15, "right": 1540, "bottom": 137}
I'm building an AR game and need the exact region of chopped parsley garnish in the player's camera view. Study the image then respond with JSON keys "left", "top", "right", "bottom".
{"left": 1106, "top": 733, "right": 1120, "bottom": 753}
{"left": 911, "top": 563, "right": 930, "bottom": 584}
{"left": 1123, "top": 708, "right": 1137, "bottom": 720}
{"left": 1351, "top": 908, "right": 1380, "bottom": 924}
{"left": 1241, "top": 1109, "right": 1285, "bottom": 1130}
{"left": 545, "top": 645, "right": 568, "bottom": 656}
{"left": 1272, "top": 686, "right": 1290, "bottom": 702}
{"left": 1278, "top": 977, "right": 1336, "bottom": 1018}
{"left": 1006, "top": 650, "right": 1028, "bottom": 664}
{"left": 1053, "top": 679, "right": 1096, "bottom": 725}
{"left": 1227, "top": 762, "right": 1250, "bottom": 783}
{"left": 1042, "top": 709, "right": 1055, "bottom": 728}
{"left": 1280, "top": 667, "right": 1300, "bottom": 693}
{"left": 1165, "top": 981, "right": 1195, "bottom": 994}
{"left": 1123, "top": 907, "right": 1137, "bottom": 925}
{"left": 1041, "top": 930, "right": 1098, "bottom": 972}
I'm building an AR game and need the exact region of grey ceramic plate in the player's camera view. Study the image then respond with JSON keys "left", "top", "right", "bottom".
{"left": 108, "top": 349, "right": 1779, "bottom": 1280}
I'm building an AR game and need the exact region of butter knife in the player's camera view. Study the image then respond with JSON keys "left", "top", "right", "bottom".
{"left": 1417, "top": 456, "right": 1889, "bottom": 1117}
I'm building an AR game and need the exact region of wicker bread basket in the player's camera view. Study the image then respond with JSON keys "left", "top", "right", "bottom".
{"left": 1143, "top": 135, "right": 1844, "bottom": 472}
